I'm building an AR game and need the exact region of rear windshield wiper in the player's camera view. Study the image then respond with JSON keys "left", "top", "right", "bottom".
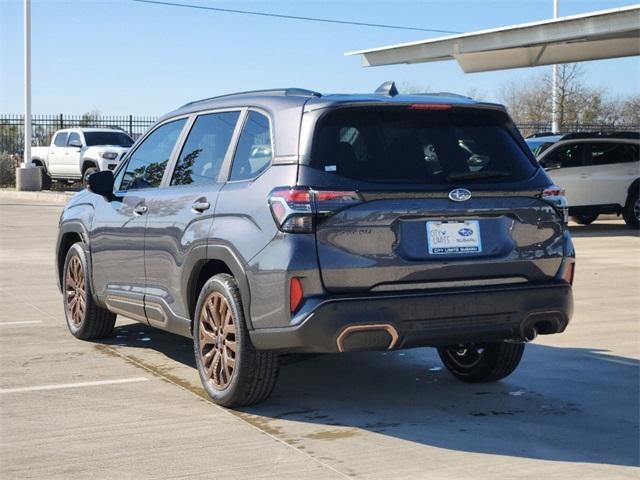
{"left": 445, "top": 170, "right": 512, "bottom": 182}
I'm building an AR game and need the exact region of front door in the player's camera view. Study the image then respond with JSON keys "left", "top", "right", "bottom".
{"left": 143, "top": 110, "right": 241, "bottom": 335}
{"left": 541, "top": 142, "right": 591, "bottom": 207}
{"left": 90, "top": 118, "right": 188, "bottom": 322}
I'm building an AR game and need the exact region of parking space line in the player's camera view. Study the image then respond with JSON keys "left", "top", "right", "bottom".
{"left": 0, "top": 320, "right": 43, "bottom": 326}
{"left": 0, "top": 377, "right": 149, "bottom": 394}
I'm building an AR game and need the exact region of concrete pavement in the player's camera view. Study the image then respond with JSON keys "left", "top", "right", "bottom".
{"left": 1, "top": 195, "right": 638, "bottom": 479}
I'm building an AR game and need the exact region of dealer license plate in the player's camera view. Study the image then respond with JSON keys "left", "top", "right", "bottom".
{"left": 426, "top": 220, "right": 482, "bottom": 255}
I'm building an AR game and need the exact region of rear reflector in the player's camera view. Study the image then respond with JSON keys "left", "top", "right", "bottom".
{"left": 562, "top": 263, "right": 575, "bottom": 285}
{"left": 290, "top": 277, "right": 303, "bottom": 313}
{"left": 408, "top": 103, "right": 452, "bottom": 111}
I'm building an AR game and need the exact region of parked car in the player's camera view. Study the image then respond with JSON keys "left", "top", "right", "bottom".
{"left": 31, "top": 128, "right": 133, "bottom": 187}
{"left": 526, "top": 132, "right": 639, "bottom": 228}
{"left": 56, "top": 84, "right": 575, "bottom": 407}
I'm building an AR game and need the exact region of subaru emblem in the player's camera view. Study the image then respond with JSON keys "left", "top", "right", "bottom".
{"left": 448, "top": 188, "right": 471, "bottom": 202}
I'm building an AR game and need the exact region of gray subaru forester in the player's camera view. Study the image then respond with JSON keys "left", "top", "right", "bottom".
{"left": 56, "top": 83, "right": 574, "bottom": 407}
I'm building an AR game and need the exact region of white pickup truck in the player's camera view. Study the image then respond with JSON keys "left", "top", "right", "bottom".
{"left": 31, "top": 128, "right": 133, "bottom": 187}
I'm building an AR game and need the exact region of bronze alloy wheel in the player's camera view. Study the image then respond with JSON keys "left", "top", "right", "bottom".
{"left": 198, "top": 291, "right": 238, "bottom": 390}
{"left": 65, "top": 255, "right": 86, "bottom": 328}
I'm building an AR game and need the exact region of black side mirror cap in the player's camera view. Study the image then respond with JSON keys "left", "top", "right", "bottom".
{"left": 87, "top": 170, "right": 115, "bottom": 196}
{"left": 68, "top": 140, "right": 83, "bottom": 148}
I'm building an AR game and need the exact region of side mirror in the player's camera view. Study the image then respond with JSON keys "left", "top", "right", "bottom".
{"left": 87, "top": 170, "right": 115, "bottom": 196}
{"left": 68, "top": 139, "right": 82, "bottom": 148}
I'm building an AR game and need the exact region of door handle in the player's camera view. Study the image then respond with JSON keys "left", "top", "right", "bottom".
{"left": 192, "top": 201, "right": 210, "bottom": 213}
{"left": 133, "top": 205, "right": 148, "bottom": 215}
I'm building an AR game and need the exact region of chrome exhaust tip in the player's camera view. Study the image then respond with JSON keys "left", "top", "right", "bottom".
{"left": 336, "top": 324, "right": 399, "bottom": 352}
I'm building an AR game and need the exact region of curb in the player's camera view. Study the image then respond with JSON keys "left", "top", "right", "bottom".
{"left": 0, "top": 189, "right": 75, "bottom": 204}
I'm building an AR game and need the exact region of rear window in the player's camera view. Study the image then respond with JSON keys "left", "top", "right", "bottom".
{"left": 84, "top": 131, "right": 134, "bottom": 147}
{"left": 311, "top": 108, "right": 536, "bottom": 185}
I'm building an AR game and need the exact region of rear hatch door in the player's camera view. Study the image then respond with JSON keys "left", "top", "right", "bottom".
{"left": 302, "top": 105, "right": 564, "bottom": 292}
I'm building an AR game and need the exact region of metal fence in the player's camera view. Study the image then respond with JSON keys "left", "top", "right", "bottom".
{"left": 1, "top": 114, "right": 638, "bottom": 156}
{"left": 517, "top": 122, "right": 639, "bottom": 138}
{"left": 0, "top": 114, "right": 158, "bottom": 155}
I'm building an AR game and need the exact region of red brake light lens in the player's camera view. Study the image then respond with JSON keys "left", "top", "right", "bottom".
{"left": 268, "top": 187, "right": 361, "bottom": 233}
{"left": 408, "top": 103, "right": 452, "bottom": 111}
{"left": 542, "top": 184, "right": 568, "bottom": 224}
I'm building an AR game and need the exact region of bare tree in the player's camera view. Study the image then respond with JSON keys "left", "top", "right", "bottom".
{"left": 80, "top": 109, "right": 101, "bottom": 127}
{"left": 500, "top": 63, "right": 639, "bottom": 131}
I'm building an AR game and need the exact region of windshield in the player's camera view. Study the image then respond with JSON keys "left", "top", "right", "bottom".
{"left": 84, "top": 131, "right": 134, "bottom": 147}
{"left": 526, "top": 139, "right": 555, "bottom": 157}
{"left": 311, "top": 107, "right": 536, "bottom": 185}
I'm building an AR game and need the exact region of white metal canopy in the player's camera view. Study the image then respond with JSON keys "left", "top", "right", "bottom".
{"left": 346, "top": 5, "right": 640, "bottom": 72}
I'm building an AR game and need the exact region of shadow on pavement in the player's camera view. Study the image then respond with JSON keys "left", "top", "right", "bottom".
{"left": 99, "top": 324, "right": 640, "bottom": 468}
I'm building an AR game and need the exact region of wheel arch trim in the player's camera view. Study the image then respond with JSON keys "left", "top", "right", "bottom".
{"left": 56, "top": 222, "right": 92, "bottom": 296}
{"left": 201, "top": 244, "right": 253, "bottom": 330}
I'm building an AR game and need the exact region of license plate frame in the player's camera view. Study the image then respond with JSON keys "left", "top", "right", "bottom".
{"left": 426, "top": 220, "right": 482, "bottom": 255}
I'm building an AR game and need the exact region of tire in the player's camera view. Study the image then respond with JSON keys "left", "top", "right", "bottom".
{"left": 82, "top": 167, "right": 98, "bottom": 188}
{"left": 193, "top": 274, "right": 279, "bottom": 408}
{"left": 39, "top": 167, "right": 52, "bottom": 190}
{"left": 63, "top": 243, "right": 116, "bottom": 340}
{"left": 571, "top": 213, "right": 599, "bottom": 225}
{"left": 622, "top": 188, "right": 639, "bottom": 230}
{"left": 437, "top": 342, "right": 525, "bottom": 383}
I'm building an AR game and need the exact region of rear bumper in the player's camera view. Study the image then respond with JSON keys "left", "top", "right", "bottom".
{"left": 249, "top": 282, "right": 573, "bottom": 353}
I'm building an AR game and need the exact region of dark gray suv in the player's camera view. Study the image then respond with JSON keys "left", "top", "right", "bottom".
{"left": 56, "top": 84, "right": 575, "bottom": 407}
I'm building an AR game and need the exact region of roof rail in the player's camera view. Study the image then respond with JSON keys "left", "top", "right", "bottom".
{"left": 180, "top": 88, "right": 322, "bottom": 108}
{"left": 561, "top": 131, "right": 639, "bottom": 140}
{"left": 527, "top": 132, "right": 562, "bottom": 138}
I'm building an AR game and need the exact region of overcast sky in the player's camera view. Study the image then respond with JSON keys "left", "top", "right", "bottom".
{"left": 1, "top": 0, "right": 639, "bottom": 115}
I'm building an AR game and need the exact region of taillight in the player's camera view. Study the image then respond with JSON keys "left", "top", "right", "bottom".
{"left": 542, "top": 185, "right": 569, "bottom": 224}
{"left": 268, "top": 187, "right": 361, "bottom": 233}
{"left": 290, "top": 277, "right": 303, "bottom": 313}
{"left": 408, "top": 103, "right": 452, "bottom": 111}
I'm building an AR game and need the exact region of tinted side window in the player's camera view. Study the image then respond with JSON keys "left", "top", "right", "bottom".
{"left": 171, "top": 111, "right": 239, "bottom": 186}
{"left": 542, "top": 143, "right": 585, "bottom": 169}
{"left": 589, "top": 142, "right": 637, "bottom": 166}
{"left": 118, "top": 119, "right": 186, "bottom": 191}
{"left": 53, "top": 132, "right": 68, "bottom": 147}
{"left": 229, "top": 111, "right": 272, "bottom": 181}
{"left": 67, "top": 132, "right": 81, "bottom": 146}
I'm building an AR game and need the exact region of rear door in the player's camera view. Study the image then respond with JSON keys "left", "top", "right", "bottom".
{"left": 586, "top": 141, "right": 639, "bottom": 206}
{"left": 302, "top": 106, "right": 564, "bottom": 293}
{"left": 540, "top": 142, "right": 591, "bottom": 207}
{"left": 143, "top": 110, "right": 241, "bottom": 332}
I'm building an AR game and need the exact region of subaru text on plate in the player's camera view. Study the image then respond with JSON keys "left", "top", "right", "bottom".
{"left": 56, "top": 82, "right": 575, "bottom": 407}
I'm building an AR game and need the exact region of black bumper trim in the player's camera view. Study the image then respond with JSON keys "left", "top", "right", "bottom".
{"left": 249, "top": 282, "right": 573, "bottom": 353}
